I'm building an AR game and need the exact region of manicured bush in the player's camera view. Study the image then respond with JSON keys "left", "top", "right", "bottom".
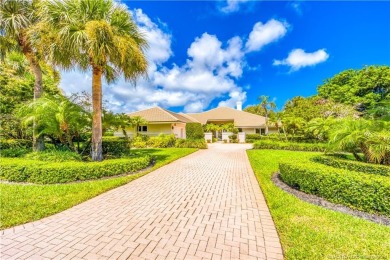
{"left": 0, "top": 148, "right": 31, "bottom": 158}
{"left": 102, "top": 136, "right": 130, "bottom": 156}
{"left": 146, "top": 134, "right": 176, "bottom": 148}
{"left": 0, "top": 156, "right": 151, "bottom": 184}
{"left": 246, "top": 134, "right": 262, "bottom": 140}
{"left": 312, "top": 155, "right": 390, "bottom": 177}
{"left": 175, "top": 139, "right": 207, "bottom": 149}
{"left": 0, "top": 139, "right": 32, "bottom": 149}
{"left": 228, "top": 134, "right": 238, "bottom": 143}
{"left": 253, "top": 140, "right": 328, "bottom": 152}
{"left": 186, "top": 123, "right": 204, "bottom": 140}
{"left": 279, "top": 160, "right": 390, "bottom": 215}
{"left": 24, "top": 150, "right": 82, "bottom": 162}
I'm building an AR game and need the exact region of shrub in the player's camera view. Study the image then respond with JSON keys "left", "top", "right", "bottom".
{"left": 132, "top": 141, "right": 147, "bottom": 148}
{"left": 24, "top": 150, "right": 82, "bottom": 162}
{"left": 279, "top": 160, "right": 390, "bottom": 215}
{"left": 212, "top": 138, "right": 218, "bottom": 143}
{"left": 228, "top": 134, "right": 238, "bottom": 143}
{"left": 175, "top": 139, "right": 207, "bottom": 149}
{"left": 102, "top": 136, "right": 130, "bottom": 156}
{"left": 186, "top": 123, "right": 204, "bottom": 140}
{"left": 0, "top": 156, "right": 151, "bottom": 184}
{"left": 0, "top": 148, "right": 31, "bottom": 158}
{"left": 312, "top": 155, "right": 390, "bottom": 177}
{"left": 146, "top": 134, "right": 176, "bottom": 148}
{"left": 246, "top": 134, "right": 262, "bottom": 140}
{"left": 253, "top": 140, "right": 328, "bottom": 152}
{"left": 0, "top": 139, "right": 32, "bottom": 149}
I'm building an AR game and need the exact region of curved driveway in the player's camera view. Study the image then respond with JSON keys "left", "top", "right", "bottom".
{"left": 0, "top": 143, "right": 283, "bottom": 259}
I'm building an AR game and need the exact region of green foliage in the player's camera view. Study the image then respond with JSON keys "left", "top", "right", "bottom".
{"left": 103, "top": 111, "right": 131, "bottom": 136}
{"left": 328, "top": 118, "right": 390, "bottom": 164}
{"left": 279, "top": 160, "right": 390, "bottom": 215}
{"left": 102, "top": 136, "right": 130, "bottom": 156}
{"left": 0, "top": 52, "right": 61, "bottom": 139}
{"left": 246, "top": 134, "right": 262, "bottom": 140}
{"left": 0, "top": 148, "right": 196, "bottom": 229}
{"left": 18, "top": 95, "right": 90, "bottom": 151}
{"left": 175, "top": 139, "right": 207, "bottom": 149}
{"left": 312, "top": 155, "right": 390, "bottom": 177}
{"left": 146, "top": 134, "right": 176, "bottom": 148}
{"left": 228, "top": 134, "right": 238, "bottom": 143}
{"left": 247, "top": 150, "right": 390, "bottom": 259}
{"left": 0, "top": 139, "right": 32, "bottom": 149}
{"left": 0, "top": 156, "right": 151, "bottom": 184}
{"left": 0, "top": 148, "right": 31, "bottom": 157}
{"left": 186, "top": 123, "right": 204, "bottom": 140}
{"left": 318, "top": 66, "right": 390, "bottom": 113}
{"left": 23, "top": 150, "right": 82, "bottom": 162}
{"left": 253, "top": 140, "right": 328, "bottom": 151}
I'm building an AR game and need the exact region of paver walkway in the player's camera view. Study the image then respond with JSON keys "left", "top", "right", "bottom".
{"left": 0, "top": 143, "right": 283, "bottom": 260}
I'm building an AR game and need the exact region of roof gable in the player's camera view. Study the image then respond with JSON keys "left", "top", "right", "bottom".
{"left": 127, "top": 107, "right": 195, "bottom": 123}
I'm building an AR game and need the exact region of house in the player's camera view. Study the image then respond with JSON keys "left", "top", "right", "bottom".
{"left": 116, "top": 102, "right": 279, "bottom": 141}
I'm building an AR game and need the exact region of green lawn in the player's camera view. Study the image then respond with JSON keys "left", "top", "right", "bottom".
{"left": 247, "top": 149, "right": 390, "bottom": 259}
{"left": 0, "top": 148, "right": 196, "bottom": 230}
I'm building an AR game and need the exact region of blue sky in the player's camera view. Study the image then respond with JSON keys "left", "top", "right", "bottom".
{"left": 60, "top": 0, "right": 390, "bottom": 113}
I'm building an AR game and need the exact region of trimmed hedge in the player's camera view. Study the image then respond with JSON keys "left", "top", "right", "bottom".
{"left": 102, "top": 136, "right": 131, "bottom": 156}
{"left": 279, "top": 160, "right": 390, "bottom": 215}
{"left": 175, "top": 139, "right": 207, "bottom": 149}
{"left": 146, "top": 134, "right": 176, "bottom": 148}
{"left": 0, "top": 156, "right": 151, "bottom": 184}
{"left": 23, "top": 150, "right": 82, "bottom": 162}
{"left": 312, "top": 155, "right": 390, "bottom": 177}
{"left": 0, "top": 148, "right": 31, "bottom": 157}
{"left": 253, "top": 140, "right": 328, "bottom": 152}
{"left": 186, "top": 123, "right": 204, "bottom": 140}
{"left": 0, "top": 139, "right": 32, "bottom": 149}
{"left": 246, "top": 134, "right": 262, "bottom": 140}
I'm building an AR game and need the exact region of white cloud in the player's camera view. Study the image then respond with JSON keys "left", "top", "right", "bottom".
{"left": 245, "top": 19, "right": 289, "bottom": 52}
{"left": 273, "top": 48, "right": 329, "bottom": 71}
{"left": 219, "top": 0, "right": 250, "bottom": 14}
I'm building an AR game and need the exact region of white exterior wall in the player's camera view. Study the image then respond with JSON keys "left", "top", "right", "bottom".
{"left": 241, "top": 128, "right": 256, "bottom": 134}
{"left": 172, "top": 123, "right": 186, "bottom": 139}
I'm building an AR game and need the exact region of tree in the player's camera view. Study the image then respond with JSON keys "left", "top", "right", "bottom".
{"left": 318, "top": 66, "right": 390, "bottom": 113}
{"left": 102, "top": 111, "right": 132, "bottom": 137}
{"left": 0, "top": 0, "right": 47, "bottom": 150}
{"left": 258, "top": 96, "right": 276, "bottom": 135}
{"left": 18, "top": 95, "right": 90, "bottom": 151}
{"left": 0, "top": 52, "right": 60, "bottom": 139}
{"left": 328, "top": 118, "right": 390, "bottom": 165}
{"left": 41, "top": 0, "right": 148, "bottom": 161}
{"left": 130, "top": 116, "right": 148, "bottom": 137}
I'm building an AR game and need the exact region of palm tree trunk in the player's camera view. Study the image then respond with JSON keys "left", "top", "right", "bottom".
{"left": 91, "top": 65, "right": 103, "bottom": 161}
{"left": 20, "top": 36, "right": 45, "bottom": 151}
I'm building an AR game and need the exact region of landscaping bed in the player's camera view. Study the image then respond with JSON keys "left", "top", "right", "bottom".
{"left": 0, "top": 148, "right": 197, "bottom": 229}
{"left": 247, "top": 149, "right": 390, "bottom": 259}
{"left": 253, "top": 140, "right": 328, "bottom": 151}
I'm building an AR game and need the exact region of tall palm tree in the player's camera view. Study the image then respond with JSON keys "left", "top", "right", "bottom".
{"left": 258, "top": 95, "right": 276, "bottom": 135}
{"left": 130, "top": 116, "right": 148, "bottom": 137}
{"left": 0, "top": 0, "right": 45, "bottom": 150}
{"left": 40, "top": 0, "right": 148, "bottom": 161}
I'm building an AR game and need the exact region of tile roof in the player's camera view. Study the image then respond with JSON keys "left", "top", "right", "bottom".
{"left": 127, "top": 107, "right": 196, "bottom": 123}
{"left": 187, "top": 107, "right": 266, "bottom": 127}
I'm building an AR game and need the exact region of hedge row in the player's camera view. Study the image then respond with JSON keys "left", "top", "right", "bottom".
{"left": 279, "top": 160, "right": 390, "bottom": 215}
{"left": 253, "top": 140, "right": 328, "bottom": 152}
{"left": 0, "top": 139, "right": 32, "bottom": 149}
{"left": 0, "top": 156, "right": 151, "bottom": 184}
{"left": 312, "top": 155, "right": 390, "bottom": 177}
{"left": 175, "top": 139, "right": 207, "bottom": 149}
{"left": 102, "top": 137, "right": 131, "bottom": 155}
{"left": 186, "top": 123, "right": 204, "bottom": 140}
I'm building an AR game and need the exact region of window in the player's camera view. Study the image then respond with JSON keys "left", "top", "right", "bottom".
{"left": 255, "top": 128, "right": 260, "bottom": 134}
{"left": 138, "top": 125, "right": 147, "bottom": 132}
{"left": 260, "top": 128, "right": 265, "bottom": 135}
{"left": 238, "top": 128, "right": 243, "bottom": 132}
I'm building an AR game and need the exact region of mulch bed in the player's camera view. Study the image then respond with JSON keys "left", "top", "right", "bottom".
{"left": 272, "top": 172, "right": 390, "bottom": 226}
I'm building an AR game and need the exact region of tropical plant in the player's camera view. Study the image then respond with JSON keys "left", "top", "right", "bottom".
{"left": 40, "top": 0, "right": 148, "bottom": 161}
{"left": 0, "top": 0, "right": 47, "bottom": 150}
{"left": 328, "top": 118, "right": 390, "bottom": 164}
{"left": 130, "top": 116, "right": 148, "bottom": 137}
{"left": 258, "top": 95, "right": 276, "bottom": 135}
{"left": 18, "top": 96, "right": 90, "bottom": 151}
{"left": 102, "top": 111, "right": 132, "bottom": 137}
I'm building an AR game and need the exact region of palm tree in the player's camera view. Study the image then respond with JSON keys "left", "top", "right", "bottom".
{"left": 19, "top": 96, "right": 90, "bottom": 151}
{"left": 258, "top": 95, "right": 276, "bottom": 135}
{"left": 130, "top": 116, "right": 148, "bottom": 137}
{"left": 40, "top": 0, "right": 148, "bottom": 161}
{"left": 0, "top": 0, "right": 45, "bottom": 150}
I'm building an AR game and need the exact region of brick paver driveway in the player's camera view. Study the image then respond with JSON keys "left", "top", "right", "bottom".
{"left": 1, "top": 143, "right": 283, "bottom": 260}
